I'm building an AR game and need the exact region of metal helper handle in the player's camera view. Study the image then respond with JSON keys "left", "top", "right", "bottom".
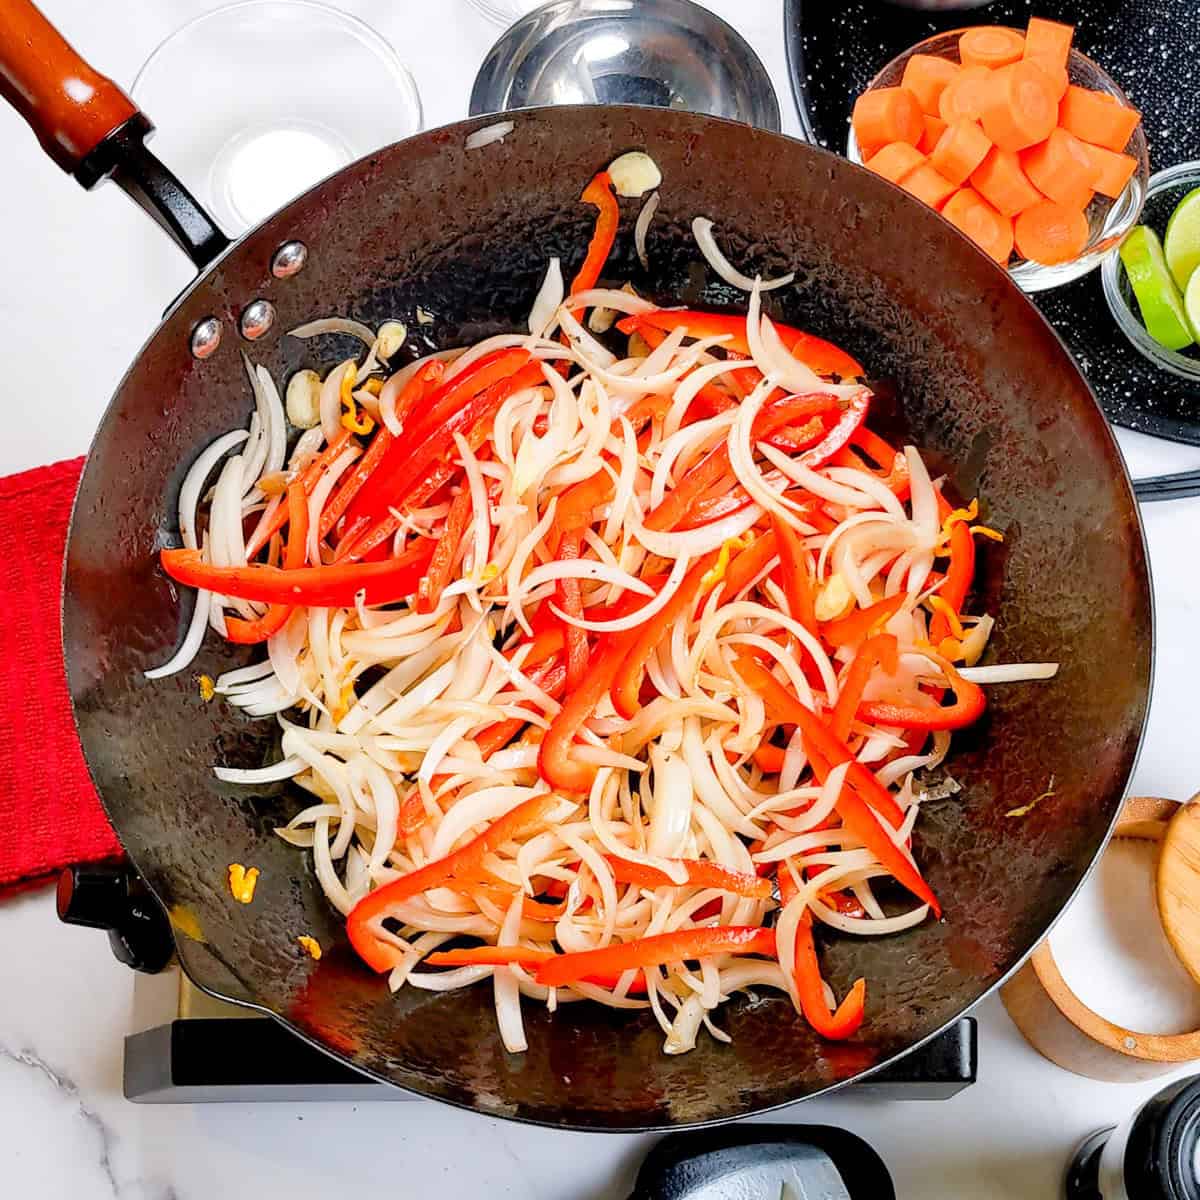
{"left": 0, "top": 0, "right": 228, "bottom": 269}
{"left": 1133, "top": 469, "right": 1200, "bottom": 503}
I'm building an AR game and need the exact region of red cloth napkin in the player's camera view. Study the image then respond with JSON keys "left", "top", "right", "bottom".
{"left": 0, "top": 458, "right": 121, "bottom": 893}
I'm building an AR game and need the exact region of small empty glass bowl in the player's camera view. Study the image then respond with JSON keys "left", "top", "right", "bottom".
{"left": 1102, "top": 161, "right": 1200, "bottom": 382}
{"left": 133, "top": 0, "right": 421, "bottom": 234}
{"left": 847, "top": 29, "right": 1149, "bottom": 294}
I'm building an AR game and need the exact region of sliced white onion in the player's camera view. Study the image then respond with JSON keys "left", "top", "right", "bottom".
{"left": 693, "top": 218, "right": 794, "bottom": 292}
{"left": 144, "top": 588, "right": 212, "bottom": 679}
{"left": 465, "top": 120, "right": 514, "bottom": 150}
{"left": 521, "top": 558, "right": 655, "bottom": 598}
{"left": 288, "top": 317, "right": 376, "bottom": 344}
{"left": 959, "top": 663, "right": 1060, "bottom": 683}
{"left": 634, "top": 191, "right": 659, "bottom": 270}
{"left": 528, "top": 257, "right": 563, "bottom": 338}
{"left": 178, "top": 430, "right": 250, "bottom": 551}
{"left": 320, "top": 359, "right": 354, "bottom": 444}
{"left": 550, "top": 553, "right": 690, "bottom": 633}
{"left": 214, "top": 756, "right": 304, "bottom": 784}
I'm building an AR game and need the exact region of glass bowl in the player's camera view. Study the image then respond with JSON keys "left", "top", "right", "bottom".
{"left": 132, "top": 0, "right": 421, "bottom": 234}
{"left": 465, "top": 0, "right": 545, "bottom": 24}
{"left": 847, "top": 29, "right": 1149, "bottom": 294}
{"left": 1102, "top": 161, "right": 1200, "bottom": 382}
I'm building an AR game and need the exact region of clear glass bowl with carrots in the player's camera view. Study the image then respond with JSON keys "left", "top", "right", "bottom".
{"left": 847, "top": 18, "right": 1149, "bottom": 293}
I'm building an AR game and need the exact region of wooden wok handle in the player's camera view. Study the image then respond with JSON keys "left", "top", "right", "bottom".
{"left": 0, "top": 0, "right": 141, "bottom": 177}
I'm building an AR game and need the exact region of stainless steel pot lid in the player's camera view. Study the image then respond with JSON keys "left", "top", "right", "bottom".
{"left": 469, "top": 0, "right": 781, "bottom": 132}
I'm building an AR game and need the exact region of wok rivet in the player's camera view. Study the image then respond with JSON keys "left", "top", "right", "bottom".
{"left": 190, "top": 317, "right": 222, "bottom": 359}
{"left": 240, "top": 299, "right": 276, "bottom": 341}
{"left": 271, "top": 241, "right": 308, "bottom": 278}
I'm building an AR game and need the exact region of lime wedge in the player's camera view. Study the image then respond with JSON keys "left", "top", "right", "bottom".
{"left": 1165, "top": 187, "right": 1200, "bottom": 291}
{"left": 1186, "top": 266, "right": 1200, "bottom": 343}
{"left": 1120, "top": 225, "right": 1195, "bottom": 351}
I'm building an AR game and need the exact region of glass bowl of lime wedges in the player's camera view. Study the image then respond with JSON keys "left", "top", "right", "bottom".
{"left": 1103, "top": 162, "right": 1200, "bottom": 382}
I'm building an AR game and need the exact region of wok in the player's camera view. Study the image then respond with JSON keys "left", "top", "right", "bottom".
{"left": 2, "top": 2, "right": 1151, "bottom": 1129}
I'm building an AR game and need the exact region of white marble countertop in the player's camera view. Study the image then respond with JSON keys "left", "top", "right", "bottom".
{"left": 4, "top": 1, "right": 1200, "bottom": 1197}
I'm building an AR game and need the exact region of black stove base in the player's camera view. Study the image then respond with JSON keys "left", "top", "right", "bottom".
{"left": 124, "top": 1015, "right": 976, "bottom": 1104}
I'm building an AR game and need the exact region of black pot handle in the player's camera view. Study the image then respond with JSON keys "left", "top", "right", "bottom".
{"left": 0, "top": 0, "right": 229, "bottom": 270}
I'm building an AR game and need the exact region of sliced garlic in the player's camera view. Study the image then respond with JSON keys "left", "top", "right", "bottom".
{"left": 375, "top": 321, "right": 407, "bottom": 360}
{"left": 608, "top": 151, "right": 662, "bottom": 198}
{"left": 815, "top": 572, "right": 854, "bottom": 622}
{"left": 285, "top": 369, "right": 322, "bottom": 428}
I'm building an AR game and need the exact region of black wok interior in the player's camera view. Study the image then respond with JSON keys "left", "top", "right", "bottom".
{"left": 63, "top": 107, "right": 1151, "bottom": 1128}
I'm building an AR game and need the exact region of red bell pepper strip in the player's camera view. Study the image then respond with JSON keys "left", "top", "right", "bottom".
{"left": 732, "top": 656, "right": 940, "bottom": 916}
{"left": 822, "top": 593, "right": 907, "bottom": 648}
{"left": 336, "top": 437, "right": 473, "bottom": 564}
{"left": 319, "top": 424, "right": 394, "bottom": 539}
{"left": 770, "top": 513, "right": 818, "bottom": 638}
{"left": 555, "top": 530, "right": 591, "bottom": 690}
{"left": 160, "top": 541, "right": 435, "bottom": 609}
{"left": 752, "top": 741, "right": 787, "bottom": 773}
{"left": 850, "top": 427, "right": 911, "bottom": 501}
{"left": 570, "top": 171, "right": 619, "bottom": 295}
{"left": 534, "top": 925, "right": 777, "bottom": 988}
{"left": 604, "top": 855, "right": 773, "bottom": 899}
{"left": 553, "top": 469, "right": 615, "bottom": 536}
{"left": 538, "top": 631, "right": 641, "bottom": 793}
{"left": 644, "top": 394, "right": 837, "bottom": 533}
{"left": 475, "top": 660, "right": 567, "bottom": 760}
{"left": 721, "top": 530, "right": 779, "bottom": 597}
{"left": 831, "top": 634, "right": 898, "bottom": 742}
{"left": 415, "top": 487, "right": 474, "bottom": 614}
{"left": 223, "top": 480, "right": 309, "bottom": 644}
{"left": 339, "top": 351, "right": 531, "bottom": 535}
{"left": 735, "top": 657, "right": 904, "bottom": 829}
{"left": 347, "top": 793, "right": 558, "bottom": 971}
{"left": 339, "top": 364, "right": 540, "bottom": 561}
{"left": 244, "top": 428, "right": 355, "bottom": 559}
{"left": 609, "top": 552, "right": 719, "bottom": 718}
{"left": 929, "top": 518, "right": 976, "bottom": 643}
{"left": 790, "top": 389, "right": 871, "bottom": 471}
{"left": 858, "top": 666, "right": 986, "bottom": 731}
{"left": 777, "top": 866, "right": 867, "bottom": 1039}
{"left": 512, "top": 625, "right": 567, "bottom": 669}
{"left": 619, "top": 312, "right": 864, "bottom": 379}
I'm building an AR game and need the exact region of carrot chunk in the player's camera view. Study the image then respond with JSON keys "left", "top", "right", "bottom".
{"left": 1082, "top": 142, "right": 1137, "bottom": 198}
{"left": 866, "top": 142, "right": 926, "bottom": 184}
{"left": 901, "top": 54, "right": 961, "bottom": 116}
{"left": 853, "top": 87, "right": 924, "bottom": 156}
{"left": 939, "top": 66, "right": 995, "bottom": 124}
{"left": 943, "top": 188, "right": 1014, "bottom": 263}
{"left": 979, "top": 60, "right": 1058, "bottom": 152}
{"left": 1059, "top": 85, "right": 1141, "bottom": 152}
{"left": 930, "top": 120, "right": 993, "bottom": 186}
{"left": 902, "top": 164, "right": 958, "bottom": 211}
{"left": 919, "top": 114, "right": 948, "bottom": 154}
{"left": 1014, "top": 199, "right": 1089, "bottom": 264}
{"left": 970, "top": 147, "right": 1042, "bottom": 216}
{"left": 1023, "top": 17, "right": 1074, "bottom": 71}
{"left": 959, "top": 27, "right": 1025, "bottom": 70}
{"left": 1021, "top": 128, "right": 1096, "bottom": 210}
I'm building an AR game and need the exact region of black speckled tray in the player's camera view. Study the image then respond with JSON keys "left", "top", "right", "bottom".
{"left": 784, "top": 0, "right": 1200, "bottom": 444}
